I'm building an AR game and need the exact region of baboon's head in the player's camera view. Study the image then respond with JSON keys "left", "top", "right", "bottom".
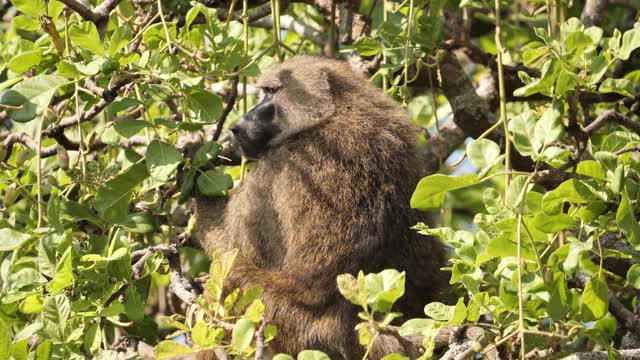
{"left": 230, "top": 56, "right": 340, "bottom": 159}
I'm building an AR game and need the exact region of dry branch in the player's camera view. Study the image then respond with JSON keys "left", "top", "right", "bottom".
{"left": 564, "top": 349, "right": 640, "bottom": 359}
{"left": 58, "top": 0, "right": 120, "bottom": 28}
{"left": 43, "top": 75, "right": 135, "bottom": 138}
{"left": 584, "top": 109, "right": 640, "bottom": 135}
{"left": 213, "top": 75, "right": 240, "bottom": 141}
{"left": 254, "top": 315, "right": 268, "bottom": 360}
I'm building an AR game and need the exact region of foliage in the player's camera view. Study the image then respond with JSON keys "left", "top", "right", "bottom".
{"left": 0, "top": 0, "right": 639, "bottom": 359}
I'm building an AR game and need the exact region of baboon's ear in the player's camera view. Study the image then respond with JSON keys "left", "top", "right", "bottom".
{"left": 314, "top": 68, "right": 334, "bottom": 120}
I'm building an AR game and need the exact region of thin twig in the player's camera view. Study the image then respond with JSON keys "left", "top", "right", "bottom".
{"left": 254, "top": 315, "right": 268, "bottom": 360}
{"left": 213, "top": 75, "right": 240, "bottom": 141}
{"left": 58, "top": 0, "right": 120, "bottom": 26}
{"left": 584, "top": 109, "right": 640, "bottom": 135}
{"left": 43, "top": 76, "right": 135, "bottom": 137}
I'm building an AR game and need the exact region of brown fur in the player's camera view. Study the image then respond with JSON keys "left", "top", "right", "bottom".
{"left": 195, "top": 56, "right": 446, "bottom": 359}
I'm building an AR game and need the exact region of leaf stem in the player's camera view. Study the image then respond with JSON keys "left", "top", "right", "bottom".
{"left": 271, "top": 0, "right": 283, "bottom": 61}
{"left": 75, "top": 83, "right": 87, "bottom": 193}
{"left": 157, "top": 0, "right": 173, "bottom": 53}
{"left": 402, "top": 0, "right": 415, "bottom": 105}
{"left": 516, "top": 213, "right": 526, "bottom": 360}
{"left": 382, "top": 0, "right": 388, "bottom": 91}
{"left": 36, "top": 112, "right": 46, "bottom": 228}
{"left": 243, "top": 0, "right": 249, "bottom": 114}
{"left": 494, "top": 0, "right": 511, "bottom": 194}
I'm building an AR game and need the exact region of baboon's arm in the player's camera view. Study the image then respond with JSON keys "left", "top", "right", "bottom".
{"left": 227, "top": 254, "right": 336, "bottom": 308}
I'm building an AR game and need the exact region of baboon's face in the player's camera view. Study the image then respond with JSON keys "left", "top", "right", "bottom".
{"left": 230, "top": 57, "right": 336, "bottom": 159}
{"left": 230, "top": 89, "right": 281, "bottom": 159}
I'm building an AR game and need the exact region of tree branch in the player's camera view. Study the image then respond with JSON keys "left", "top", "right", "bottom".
{"left": 213, "top": 75, "right": 240, "bottom": 141}
{"left": 254, "top": 315, "right": 268, "bottom": 360}
{"left": 43, "top": 75, "right": 135, "bottom": 138}
{"left": 584, "top": 109, "right": 640, "bottom": 135}
{"left": 58, "top": 0, "right": 120, "bottom": 27}
{"left": 564, "top": 349, "right": 640, "bottom": 359}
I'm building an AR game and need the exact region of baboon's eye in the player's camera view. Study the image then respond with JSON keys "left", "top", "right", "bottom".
{"left": 262, "top": 86, "right": 279, "bottom": 95}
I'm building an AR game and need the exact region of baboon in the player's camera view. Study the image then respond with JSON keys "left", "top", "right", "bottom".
{"left": 196, "top": 56, "right": 446, "bottom": 359}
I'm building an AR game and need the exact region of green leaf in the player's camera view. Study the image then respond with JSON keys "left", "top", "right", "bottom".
{"left": 514, "top": 59, "right": 560, "bottom": 97}
{"left": 533, "top": 212, "right": 576, "bottom": 233}
{"left": 84, "top": 321, "right": 101, "bottom": 355}
{"left": 274, "top": 355, "right": 295, "bottom": 360}
{"left": 582, "top": 276, "right": 609, "bottom": 322}
{"left": 5, "top": 75, "right": 66, "bottom": 122}
{"left": 542, "top": 179, "right": 598, "bottom": 215}
{"left": 153, "top": 340, "right": 194, "bottom": 359}
{"left": 57, "top": 60, "right": 82, "bottom": 79}
{"left": 398, "top": 318, "right": 438, "bottom": 336}
{"left": 192, "top": 320, "right": 223, "bottom": 348}
{"left": 14, "top": 322, "right": 43, "bottom": 343}
{"left": 20, "top": 294, "right": 44, "bottom": 314}
{"left": 94, "top": 163, "right": 149, "bottom": 222}
{"left": 548, "top": 272, "right": 568, "bottom": 321}
{"left": 8, "top": 50, "right": 43, "bottom": 73}
{"left": 364, "top": 269, "right": 406, "bottom": 313}
{"left": 535, "top": 99, "right": 564, "bottom": 146}
{"left": 178, "top": 169, "right": 196, "bottom": 204}
{"left": 109, "top": 26, "right": 133, "bottom": 57}
{"left": 46, "top": 247, "right": 74, "bottom": 294}
{"left": 424, "top": 302, "right": 454, "bottom": 321}
{"left": 158, "top": 54, "right": 179, "bottom": 74}
{"left": 352, "top": 37, "right": 383, "bottom": 56}
{"left": 231, "top": 318, "right": 255, "bottom": 354}
{"left": 69, "top": 21, "right": 104, "bottom": 55}
{"left": 0, "top": 319, "right": 11, "bottom": 360}
{"left": 12, "top": 15, "right": 40, "bottom": 31}
{"left": 298, "top": 350, "right": 331, "bottom": 360}
{"left": 48, "top": 0, "right": 64, "bottom": 21}
{"left": 185, "top": 89, "right": 223, "bottom": 123}
{"left": 244, "top": 299, "right": 265, "bottom": 322}
{"left": 576, "top": 160, "right": 606, "bottom": 180}
{"left": 42, "top": 294, "right": 70, "bottom": 330}
{"left": 627, "top": 264, "right": 640, "bottom": 289}
{"left": 449, "top": 297, "right": 467, "bottom": 324}
{"left": 12, "top": 0, "right": 45, "bottom": 17}
{"left": 193, "top": 142, "right": 222, "bottom": 168}
{"left": 584, "top": 315, "right": 617, "bottom": 345}
{"left": 121, "top": 212, "right": 156, "bottom": 234}
{"left": 197, "top": 169, "right": 233, "bottom": 197}
{"left": 522, "top": 45, "right": 548, "bottom": 65}
{"left": 467, "top": 139, "right": 500, "bottom": 170}
{"left": 486, "top": 234, "right": 536, "bottom": 260}
{"left": 381, "top": 356, "right": 409, "bottom": 360}
{"left": 509, "top": 110, "right": 539, "bottom": 157}
{"left": 142, "top": 22, "right": 177, "bottom": 49}
{"left": 124, "top": 286, "right": 144, "bottom": 321}
{"left": 411, "top": 174, "right": 480, "bottom": 210}
{"left": 337, "top": 273, "right": 366, "bottom": 307}
{"left": 0, "top": 228, "right": 31, "bottom": 251}
{"left": 35, "top": 340, "right": 52, "bottom": 360}
{"left": 146, "top": 140, "right": 183, "bottom": 182}
{"left": 555, "top": 71, "right": 578, "bottom": 96}
{"left": 616, "top": 189, "right": 640, "bottom": 247}
{"left": 505, "top": 175, "right": 530, "bottom": 210}
{"left": 114, "top": 119, "right": 150, "bottom": 138}
{"left": 618, "top": 28, "right": 640, "bottom": 60}
{"left": 599, "top": 78, "right": 635, "bottom": 97}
